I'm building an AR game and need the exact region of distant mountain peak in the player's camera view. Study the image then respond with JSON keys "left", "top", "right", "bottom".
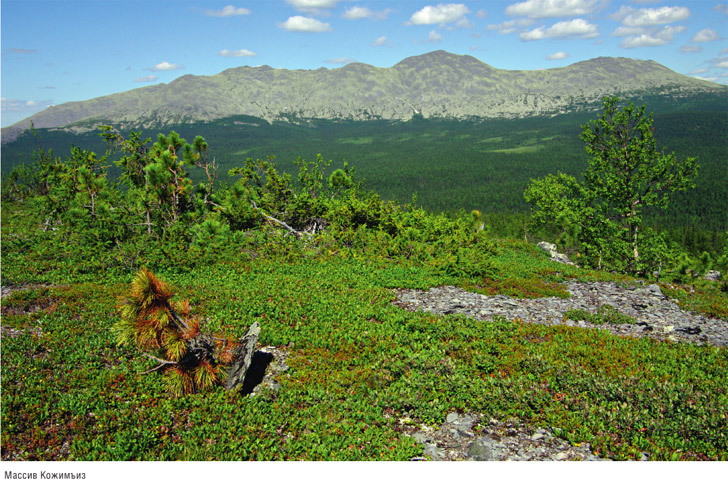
{"left": 2, "top": 51, "right": 725, "bottom": 144}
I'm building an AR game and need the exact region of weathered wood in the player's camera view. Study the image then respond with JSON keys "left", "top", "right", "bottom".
{"left": 250, "top": 200, "right": 302, "bottom": 238}
{"left": 225, "top": 322, "right": 261, "bottom": 391}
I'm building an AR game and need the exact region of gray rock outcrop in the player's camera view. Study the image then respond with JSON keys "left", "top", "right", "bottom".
{"left": 393, "top": 281, "right": 728, "bottom": 347}
{"left": 537, "top": 242, "right": 576, "bottom": 266}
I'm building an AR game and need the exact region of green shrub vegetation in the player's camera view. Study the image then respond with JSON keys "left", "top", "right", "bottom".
{"left": 563, "top": 305, "right": 637, "bottom": 325}
{"left": 2, "top": 107, "right": 727, "bottom": 461}
{"left": 525, "top": 97, "right": 699, "bottom": 276}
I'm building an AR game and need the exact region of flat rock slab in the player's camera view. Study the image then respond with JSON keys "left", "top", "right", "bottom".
{"left": 403, "top": 412, "right": 607, "bottom": 461}
{"left": 393, "top": 281, "right": 728, "bottom": 347}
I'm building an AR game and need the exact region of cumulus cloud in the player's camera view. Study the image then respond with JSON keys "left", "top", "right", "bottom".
{"left": 692, "top": 28, "right": 720, "bottom": 43}
{"left": 610, "top": 5, "right": 692, "bottom": 49}
{"left": 714, "top": 4, "right": 728, "bottom": 15}
{"left": 372, "top": 36, "right": 392, "bottom": 47}
{"left": 344, "top": 6, "right": 373, "bottom": 19}
{"left": 326, "top": 57, "right": 357, "bottom": 64}
{"left": 680, "top": 44, "right": 701, "bottom": 53}
{"left": 286, "top": 0, "right": 339, "bottom": 14}
{"left": 146, "top": 61, "right": 184, "bottom": 71}
{"left": 612, "top": 25, "right": 647, "bottom": 37}
{"left": 135, "top": 75, "right": 159, "bottom": 83}
{"left": 520, "top": 18, "right": 598, "bottom": 40}
{"left": 486, "top": 18, "right": 535, "bottom": 34}
{"left": 278, "top": 16, "right": 332, "bottom": 32}
{"left": 407, "top": 4, "right": 470, "bottom": 26}
{"left": 1, "top": 98, "right": 53, "bottom": 113}
{"left": 506, "top": 0, "right": 600, "bottom": 19}
{"left": 619, "top": 25, "right": 686, "bottom": 48}
{"left": 218, "top": 49, "right": 257, "bottom": 57}
{"left": 427, "top": 30, "right": 444, "bottom": 42}
{"left": 546, "top": 51, "right": 570, "bottom": 60}
{"left": 205, "top": 5, "right": 251, "bottom": 17}
{"left": 694, "top": 75, "right": 719, "bottom": 82}
{"left": 343, "top": 6, "right": 393, "bottom": 20}
{"left": 610, "top": 6, "right": 690, "bottom": 27}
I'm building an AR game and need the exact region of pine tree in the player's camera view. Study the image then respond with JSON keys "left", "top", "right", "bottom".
{"left": 114, "top": 268, "right": 237, "bottom": 396}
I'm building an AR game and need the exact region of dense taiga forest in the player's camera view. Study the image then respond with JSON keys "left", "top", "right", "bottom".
{"left": 2, "top": 97, "right": 727, "bottom": 462}
{"left": 3, "top": 93, "right": 727, "bottom": 255}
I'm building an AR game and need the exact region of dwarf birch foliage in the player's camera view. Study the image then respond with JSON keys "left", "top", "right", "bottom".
{"left": 526, "top": 97, "right": 699, "bottom": 274}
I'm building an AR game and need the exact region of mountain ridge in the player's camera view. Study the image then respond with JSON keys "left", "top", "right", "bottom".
{"left": 3, "top": 50, "right": 725, "bottom": 144}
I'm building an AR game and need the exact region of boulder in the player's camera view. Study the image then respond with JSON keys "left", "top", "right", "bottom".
{"left": 704, "top": 270, "right": 722, "bottom": 281}
{"left": 537, "top": 241, "right": 576, "bottom": 266}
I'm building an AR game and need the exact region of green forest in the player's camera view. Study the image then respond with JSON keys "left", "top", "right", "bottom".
{"left": 1, "top": 97, "right": 727, "bottom": 461}
{"left": 3, "top": 92, "right": 726, "bottom": 255}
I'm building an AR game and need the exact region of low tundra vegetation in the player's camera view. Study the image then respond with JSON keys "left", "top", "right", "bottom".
{"left": 2, "top": 120, "right": 726, "bottom": 461}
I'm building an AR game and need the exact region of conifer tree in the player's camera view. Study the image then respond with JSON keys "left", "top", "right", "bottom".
{"left": 114, "top": 268, "right": 238, "bottom": 396}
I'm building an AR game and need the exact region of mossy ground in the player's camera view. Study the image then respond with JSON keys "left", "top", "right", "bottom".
{"left": 2, "top": 202, "right": 726, "bottom": 461}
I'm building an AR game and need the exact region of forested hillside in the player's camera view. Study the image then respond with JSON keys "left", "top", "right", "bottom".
{"left": 3, "top": 93, "right": 726, "bottom": 255}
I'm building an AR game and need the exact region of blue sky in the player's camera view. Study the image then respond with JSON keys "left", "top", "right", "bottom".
{"left": 2, "top": 0, "right": 727, "bottom": 127}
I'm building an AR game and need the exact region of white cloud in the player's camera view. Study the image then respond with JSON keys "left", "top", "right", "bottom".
{"left": 546, "top": 51, "right": 570, "bottom": 60}
{"left": 487, "top": 18, "right": 535, "bottom": 34}
{"left": 476, "top": 9, "right": 487, "bottom": 19}
{"left": 716, "top": 60, "right": 728, "bottom": 69}
{"left": 619, "top": 25, "right": 686, "bottom": 48}
{"left": 714, "top": 4, "right": 728, "bottom": 15}
{"left": 372, "top": 36, "right": 392, "bottom": 47}
{"left": 277, "top": 16, "right": 333, "bottom": 32}
{"left": 680, "top": 44, "right": 701, "bottom": 53}
{"left": 219, "top": 49, "right": 257, "bottom": 57}
{"left": 326, "top": 57, "right": 357, "bottom": 64}
{"left": 692, "top": 28, "right": 720, "bottom": 43}
{"left": 10, "top": 48, "right": 37, "bottom": 54}
{"left": 408, "top": 4, "right": 470, "bottom": 26}
{"left": 428, "top": 30, "right": 443, "bottom": 42}
{"left": 343, "top": 6, "right": 393, "bottom": 20}
{"left": 612, "top": 25, "right": 647, "bottom": 37}
{"left": 1, "top": 98, "right": 53, "bottom": 112}
{"left": 286, "top": 0, "right": 339, "bottom": 14}
{"left": 610, "top": 6, "right": 690, "bottom": 27}
{"left": 506, "top": 0, "right": 600, "bottom": 19}
{"left": 135, "top": 75, "right": 159, "bottom": 83}
{"left": 146, "top": 61, "right": 184, "bottom": 71}
{"left": 205, "top": 5, "right": 251, "bottom": 17}
{"left": 520, "top": 18, "right": 598, "bottom": 40}
{"left": 344, "top": 6, "right": 373, "bottom": 19}
{"left": 453, "top": 17, "right": 474, "bottom": 29}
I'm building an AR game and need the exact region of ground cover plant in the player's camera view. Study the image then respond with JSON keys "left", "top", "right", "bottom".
{"left": 2, "top": 100, "right": 727, "bottom": 461}
{"left": 2, "top": 248, "right": 727, "bottom": 461}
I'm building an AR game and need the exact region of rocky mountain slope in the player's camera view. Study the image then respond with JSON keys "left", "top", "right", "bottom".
{"left": 3, "top": 50, "right": 724, "bottom": 143}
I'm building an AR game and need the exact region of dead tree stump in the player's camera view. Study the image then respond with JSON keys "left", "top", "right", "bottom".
{"left": 225, "top": 322, "right": 261, "bottom": 391}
